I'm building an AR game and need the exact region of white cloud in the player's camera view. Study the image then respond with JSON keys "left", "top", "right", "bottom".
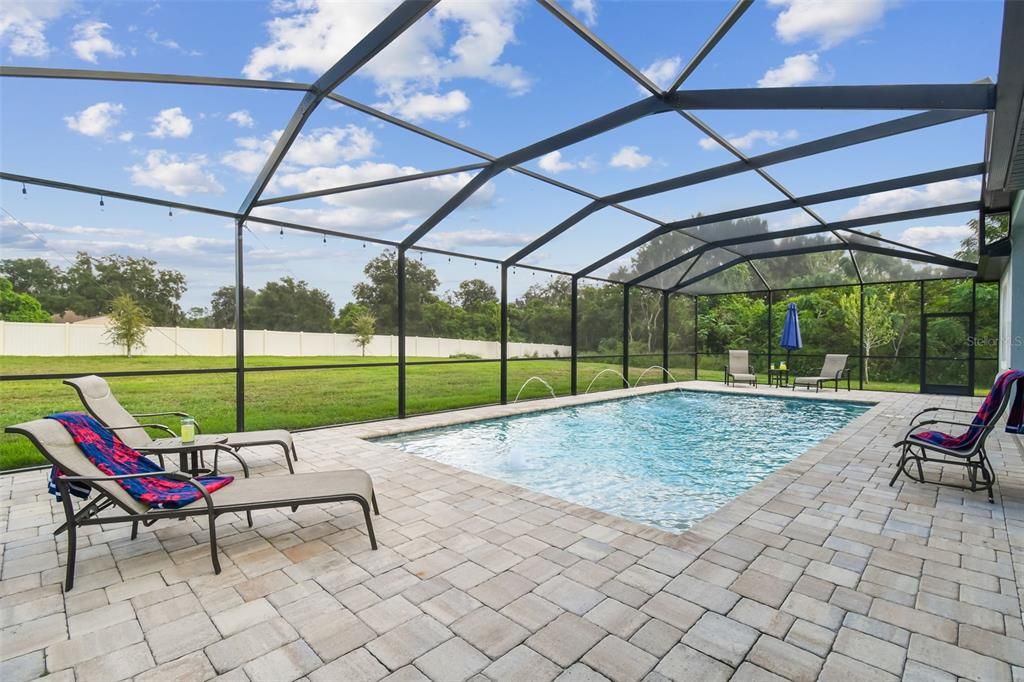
{"left": 70, "top": 20, "right": 123, "bottom": 63}
{"left": 0, "top": 0, "right": 70, "bottom": 57}
{"left": 64, "top": 102, "right": 125, "bottom": 137}
{"left": 145, "top": 29, "right": 201, "bottom": 56}
{"left": 758, "top": 52, "right": 832, "bottom": 87}
{"left": 254, "top": 161, "right": 494, "bottom": 233}
{"left": 768, "top": 0, "right": 889, "bottom": 48}
{"left": 844, "top": 178, "right": 981, "bottom": 219}
{"left": 640, "top": 56, "right": 681, "bottom": 90}
{"left": 422, "top": 228, "right": 533, "bottom": 249}
{"left": 129, "top": 150, "right": 224, "bottom": 196}
{"left": 896, "top": 224, "right": 972, "bottom": 250}
{"left": 222, "top": 125, "right": 375, "bottom": 174}
{"left": 609, "top": 146, "right": 651, "bottom": 170}
{"left": 571, "top": 0, "right": 597, "bottom": 27}
{"left": 698, "top": 128, "right": 799, "bottom": 152}
{"left": 118, "top": 131, "right": 135, "bottom": 142}
{"left": 243, "top": 0, "right": 531, "bottom": 123}
{"left": 148, "top": 107, "right": 193, "bottom": 138}
{"left": 227, "top": 110, "right": 255, "bottom": 128}
{"left": 537, "top": 150, "right": 594, "bottom": 174}
{"left": 378, "top": 90, "right": 471, "bottom": 122}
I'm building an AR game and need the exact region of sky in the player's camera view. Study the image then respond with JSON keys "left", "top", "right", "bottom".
{"left": 0, "top": 0, "right": 1005, "bottom": 312}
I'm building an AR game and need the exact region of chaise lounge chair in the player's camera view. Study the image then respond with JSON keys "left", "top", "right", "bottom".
{"left": 725, "top": 350, "right": 757, "bottom": 387}
{"left": 888, "top": 369, "right": 1024, "bottom": 503}
{"left": 65, "top": 375, "right": 297, "bottom": 474}
{"left": 792, "top": 354, "right": 851, "bottom": 392}
{"left": 7, "top": 414, "right": 378, "bottom": 590}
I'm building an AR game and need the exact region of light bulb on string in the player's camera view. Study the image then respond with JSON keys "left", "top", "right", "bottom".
{"left": 279, "top": 226, "right": 284, "bottom": 237}
{"left": 99, "top": 195, "right": 105, "bottom": 211}
{"left": 21, "top": 183, "right": 27, "bottom": 196}
{"left": 322, "top": 233, "right": 327, "bottom": 244}
{"left": 168, "top": 207, "right": 173, "bottom": 218}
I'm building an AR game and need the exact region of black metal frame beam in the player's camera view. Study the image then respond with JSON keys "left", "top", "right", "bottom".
{"left": 238, "top": 0, "right": 438, "bottom": 219}
{"left": 632, "top": 201, "right": 980, "bottom": 287}
{"left": 513, "top": 110, "right": 980, "bottom": 266}
{"left": 254, "top": 163, "right": 490, "bottom": 207}
{"left": 670, "top": 243, "right": 976, "bottom": 294}
{"left": 668, "top": 0, "right": 753, "bottom": 93}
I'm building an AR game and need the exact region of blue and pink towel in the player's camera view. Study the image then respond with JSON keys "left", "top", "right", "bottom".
{"left": 45, "top": 412, "right": 232, "bottom": 509}
{"left": 909, "top": 368, "right": 1024, "bottom": 450}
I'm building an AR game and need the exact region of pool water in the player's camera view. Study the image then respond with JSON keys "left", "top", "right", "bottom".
{"left": 376, "top": 391, "right": 870, "bottom": 532}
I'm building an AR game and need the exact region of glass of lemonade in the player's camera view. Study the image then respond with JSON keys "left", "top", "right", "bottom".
{"left": 181, "top": 417, "right": 196, "bottom": 443}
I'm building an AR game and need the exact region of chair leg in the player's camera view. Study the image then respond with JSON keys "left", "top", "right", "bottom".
{"left": 56, "top": 482, "right": 78, "bottom": 591}
{"left": 279, "top": 442, "right": 295, "bottom": 474}
{"left": 291, "top": 443, "right": 299, "bottom": 462}
{"left": 889, "top": 448, "right": 906, "bottom": 487}
{"left": 131, "top": 521, "right": 139, "bottom": 540}
{"left": 208, "top": 513, "right": 221, "bottom": 574}
{"left": 246, "top": 511, "right": 254, "bottom": 527}
{"left": 361, "top": 500, "right": 378, "bottom": 550}
{"left": 371, "top": 491, "right": 380, "bottom": 515}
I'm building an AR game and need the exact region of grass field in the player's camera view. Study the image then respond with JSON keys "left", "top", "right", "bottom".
{"left": 0, "top": 353, "right": 969, "bottom": 470}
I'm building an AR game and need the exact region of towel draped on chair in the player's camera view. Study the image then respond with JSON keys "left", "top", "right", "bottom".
{"left": 910, "top": 369, "right": 1024, "bottom": 450}
{"left": 45, "top": 412, "right": 233, "bottom": 509}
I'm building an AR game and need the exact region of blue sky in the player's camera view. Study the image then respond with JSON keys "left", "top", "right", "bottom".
{"left": 0, "top": 0, "right": 1004, "bottom": 311}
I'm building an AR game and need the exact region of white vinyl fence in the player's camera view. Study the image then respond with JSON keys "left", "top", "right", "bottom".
{"left": 0, "top": 321, "right": 570, "bottom": 359}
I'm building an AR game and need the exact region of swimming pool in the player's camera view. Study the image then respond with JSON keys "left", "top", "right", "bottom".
{"left": 375, "top": 390, "right": 870, "bottom": 532}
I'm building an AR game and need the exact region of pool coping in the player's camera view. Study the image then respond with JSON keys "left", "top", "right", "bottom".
{"left": 336, "top": 381, "right": 889, "bottom": 553}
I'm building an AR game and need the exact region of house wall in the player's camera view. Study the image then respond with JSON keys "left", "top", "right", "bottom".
{"left": 1001, "top": 191, "right": 1024, "bottom": 369}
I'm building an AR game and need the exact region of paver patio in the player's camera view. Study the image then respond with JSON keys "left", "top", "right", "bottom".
{"left": 2, "top": 381, "right": 1023, "bottom": 681}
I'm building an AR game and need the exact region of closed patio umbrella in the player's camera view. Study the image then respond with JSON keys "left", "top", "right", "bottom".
{"left": 780, "top": 303, "right": 802, "bottom": 371}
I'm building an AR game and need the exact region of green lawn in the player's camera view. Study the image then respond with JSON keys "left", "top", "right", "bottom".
{"left": 0, "top": 354, "right": 978, "bottom": 471}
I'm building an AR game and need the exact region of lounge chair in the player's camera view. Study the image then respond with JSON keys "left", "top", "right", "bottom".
{"left": 7, "top": 415, "right": 378, "bottom": 590}
{"left": 724, "top": 350, "right": 757, "bottom": 387}
{"left": 888, "top": 369, "right": 1024, "bottom": 503}
{"left": 792, "top": 354, "right": 850, "bottom": 392}
{"left": 65, "top": 375, "right": 297, "bottom": 474}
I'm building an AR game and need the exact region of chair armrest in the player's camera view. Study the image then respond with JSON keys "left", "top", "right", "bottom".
{"left": 108, "top": 423, "right": 178, "bottom": 438}
{"left": 133, "top": 411, "right": 202, "bottom": 433}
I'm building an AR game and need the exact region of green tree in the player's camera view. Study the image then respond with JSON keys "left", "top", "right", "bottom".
{"left": 351, "top": 311, "right": 376, "bottom": 356}
{"left": 335, "top": 302, "right": 371, "bottom": 333}
{"left": 248, "top": 277, "right": 335, "bottom": 332}
{"left": 0, "top": 277, "right": 50, "bottom": 322}
{"left": 839, "top": 288, "right": 897, "bottom": 383}
{"left": 209, "top": 285, "right": 255, "bottom": 329}
{"left": 105, "top": 294, "right": 150, "bottom": 357}
{"left": 454, "top": 279, "right": 497, "bottom": 312}
{"left": 0, "top": 258, "right": 64, "bottom": 314}
{"left": 353, "top": 250, "right": 439, "bottom": 335}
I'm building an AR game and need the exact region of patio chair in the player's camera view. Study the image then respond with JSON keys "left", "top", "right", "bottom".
{"left": 6, "top": 414, "right": 378, "bottom": 591}
{"left": 792, "top": 354, "right": 851, "bottom": 392}
{"left": 65, "top": 375, "right": 297, "bottom": 474}
{"left": 888, "top": 369, "right": 1024, "bottom": 504}
{"left": 724, "top": 350, "right": 757, "bottom": 387}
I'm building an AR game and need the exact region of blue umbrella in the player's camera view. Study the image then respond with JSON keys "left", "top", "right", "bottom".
{"left": 780, "top": 303, "right": 802, "bottom": 369}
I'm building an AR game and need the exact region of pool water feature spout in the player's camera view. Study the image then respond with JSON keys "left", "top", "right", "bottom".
{"left": 585, "top": 368, "right": 629, "bottom": 394}
{"left": 632, "top": 365, "right": 682, "bottom": 388}
{"left": 513, "top": 376, "right": 557, "bottom": 403}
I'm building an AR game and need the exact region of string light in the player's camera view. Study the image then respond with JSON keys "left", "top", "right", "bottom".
{"left": 168, "top": 207, "right": 173, "bottom": 218}
{"left": 362, "top": 242, "right": 366, "bottom": 248}
{"left": 99, "top": 195, "right": 105, "bottom": 210}
{"left": 322, "top": 233, "right": 327, "bottom": 244}
{"left": 21, "top": 183, "right": 27, "bottom": 196}
{"left": 279, "top": 226, "right": 284, "bottom": 237}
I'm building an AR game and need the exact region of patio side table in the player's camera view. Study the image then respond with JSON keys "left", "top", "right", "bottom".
{"left": 767, "top": 368, "right": 789, "bottom": 388}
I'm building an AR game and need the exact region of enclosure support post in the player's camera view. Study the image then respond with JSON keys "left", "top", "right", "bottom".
{"left": 397, "top": 247, "right": 406, "bottom": 418}
{"left": 859, "top": 284, "right": 866, "bottom": 390}
{"left": 501, "top": 265, "right": 509, "bottom": 404}
{"left": 570, "top": 276, "right": 579, "bottom": 395}
{"left": 662, "top": 291, "right": 670, "bottom": 383}
{"left": 622, "top": 285, "right": 631, "bottom": 388}
{"left": 693, "top": 295, "right": 699, "bottom": 381}
{"left": 970, "top": 279, "right": 977, "bottom": 392}
{"left": 767, "top": 290, "right": 773, "bottom": 370}
{"left": 919, "top": 281, "right": 925, "bottom": 393}
{"left": 234, "top": 219, "right": 245, "bottom": 432}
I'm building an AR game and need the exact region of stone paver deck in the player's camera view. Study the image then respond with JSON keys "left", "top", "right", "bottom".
{"left": 3, "top": 381, "right": 1024, "bottom": 681}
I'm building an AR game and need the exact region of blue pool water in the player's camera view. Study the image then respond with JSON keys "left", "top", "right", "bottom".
{"left": 376, "top": 391, "right": 870, "bottom": 532}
